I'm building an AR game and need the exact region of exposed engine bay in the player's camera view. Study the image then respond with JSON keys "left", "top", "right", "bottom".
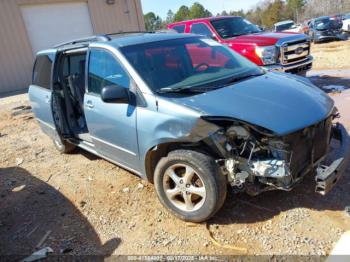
{"left": 204, "top": 110, "right": 342, "bottom": 196}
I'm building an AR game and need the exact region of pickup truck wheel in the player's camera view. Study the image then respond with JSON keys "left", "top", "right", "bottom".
{"left": 297, "top": 70, "right": 307, "bottom": 77}
{"left": 53, "top": 138, "right": 76, "bottom": 154}
{"left": 154, "top": 150, "right": 227, "bottom": 222}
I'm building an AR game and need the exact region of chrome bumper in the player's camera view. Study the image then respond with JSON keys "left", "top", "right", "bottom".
{"left": 263, "top": 56, "right": 313, "bottom": 73}
{"left": 315, "top": 123, "right": 350, "bottom": 195}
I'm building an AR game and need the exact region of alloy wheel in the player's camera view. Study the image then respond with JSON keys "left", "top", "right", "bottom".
{"left": 163, "top": 163, "right": 206, "bottom": 212}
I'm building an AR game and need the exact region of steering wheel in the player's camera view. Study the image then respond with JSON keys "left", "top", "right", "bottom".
{"left": 194, "top": 63, "right": 210, "bottom": 72}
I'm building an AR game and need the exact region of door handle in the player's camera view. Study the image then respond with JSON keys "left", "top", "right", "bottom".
{"left": 86, "top": 100, "right": 94, "bottom": 109}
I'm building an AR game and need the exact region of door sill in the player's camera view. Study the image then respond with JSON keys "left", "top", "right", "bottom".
{"left": 76, "top": 132, "right": 93, "bottom": 143}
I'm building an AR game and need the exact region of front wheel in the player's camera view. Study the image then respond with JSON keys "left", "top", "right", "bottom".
{"left": 297, "top": 70, "right": 307, "bottom": 77}
{"left": 154, "top": 150, "right": 227, "bottom": 222}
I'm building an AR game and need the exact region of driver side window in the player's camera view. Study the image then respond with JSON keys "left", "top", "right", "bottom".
{"left": 88, "top": 49, "right": 130, "bottom": 95}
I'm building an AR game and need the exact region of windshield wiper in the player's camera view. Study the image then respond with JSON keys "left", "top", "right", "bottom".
{"left": 158, "top": 86, "right": 209, "bottom": 94}
{"left": 158, "top": 73, "right": 264, "bottom": 94}
{"left": 224, "top": 72, "right": 264, "bottom": 85}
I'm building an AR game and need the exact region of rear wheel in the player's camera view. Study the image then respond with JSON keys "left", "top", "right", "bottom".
{"left": 154, "top": 150, "right": 227, "bottom": 222}
{"left": 53, "top": 138, "right": 76, "bottom": 154}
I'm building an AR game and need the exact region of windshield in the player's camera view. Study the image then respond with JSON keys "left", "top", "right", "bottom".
{"left": 120, "top": 37, "right": 262, "bottom": 93}
{"left": 315, "top": 17, "right": 331, "bottom": 29}
{"left": 276, "top": 22, "right": 295, "bottom": 31}
{"left": 210, "top": 17, "right": 262, "bottom": 39}
{"left": 315, "top": 17, "right": 342, "bottom": 30}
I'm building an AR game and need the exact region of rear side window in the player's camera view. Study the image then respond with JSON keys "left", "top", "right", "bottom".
{"left": 172, "top": 25, "right": 186, "bottom": 33}
{"left": 33, "top": 55, "right": 53, "bottom": 89}
{"left": 190, "top": 23, "right": 213, "bottom": 37}
{"left": 88, "top": 49, "right": 130, "bottom": 95}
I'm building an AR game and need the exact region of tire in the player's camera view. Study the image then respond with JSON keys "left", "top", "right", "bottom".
{"left": 297, "top": 70, "right": 307, "bottom": 77}
{"left": 53, "top": 138, "right": 76, "bottom": 154}
{"left": 154, "top": 150, "right": 227, "bottom": 222}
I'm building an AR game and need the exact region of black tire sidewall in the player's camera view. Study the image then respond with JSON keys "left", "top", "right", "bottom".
{"left": 154, "top": 151, "right": 225, "bottom": 222}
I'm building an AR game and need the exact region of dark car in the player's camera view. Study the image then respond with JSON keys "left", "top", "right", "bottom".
{"left": 309, "top": 16, "right": 342, "bottom": 43}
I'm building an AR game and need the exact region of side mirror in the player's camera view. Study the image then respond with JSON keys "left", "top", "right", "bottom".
{"left": 101, "top": 85, "right": 129, "bottom": 104}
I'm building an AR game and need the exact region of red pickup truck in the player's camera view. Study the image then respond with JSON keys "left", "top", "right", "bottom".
{"left": 168, "top": 16, "right": 313, "bottom": 75}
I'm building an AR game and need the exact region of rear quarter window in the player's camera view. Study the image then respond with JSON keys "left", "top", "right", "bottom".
{"left": 33, "top": 55, "right": 54, "bottom": 89}
{"left": 171, "top": 25, "right": 186, "bottom": 33}
{"left": 190, "top": 23, "right": 213, "bottom": 37}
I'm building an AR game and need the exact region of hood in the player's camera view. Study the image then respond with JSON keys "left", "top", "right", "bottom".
{"left": 165, "top": 72, "right": 334, "bottom": 136}
{"left": 229, "top": 32, "right": 306, "bottom": 46}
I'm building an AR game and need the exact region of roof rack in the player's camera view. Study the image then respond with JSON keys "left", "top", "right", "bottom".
{"left": 53, "top": 31, "right": 171, "bottom": 48}
{"left": 105, "top": 31, "right": 151, "bottom": 38}
{"left": 54, "top": 35, "right": 110, "bottom": 48}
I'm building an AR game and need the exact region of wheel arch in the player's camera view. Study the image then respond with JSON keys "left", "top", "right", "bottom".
{"left": 144, "top": 141, "right": 216, "bottom": 183}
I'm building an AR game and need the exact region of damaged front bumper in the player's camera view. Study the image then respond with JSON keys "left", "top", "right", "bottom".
{"left": 315, "top": 123, "right": 350, "bottom": 195}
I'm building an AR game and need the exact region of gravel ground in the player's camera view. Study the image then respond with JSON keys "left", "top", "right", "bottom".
{"left": 1, "top": 40, "right": 350, "bottom": 259}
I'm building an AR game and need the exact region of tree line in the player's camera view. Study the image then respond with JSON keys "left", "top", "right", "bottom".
{"left": 243, "top": 0, "right": 350, "bottom": 28}
{"left": 144, "top": 0, "right": 350, "bottom": 31}
{"left": 144, "top": 2, "right": 212, "bottom": 31}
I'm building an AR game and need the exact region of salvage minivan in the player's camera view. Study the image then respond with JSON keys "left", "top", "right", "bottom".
{"left": 29, "top": 33, "right": 349, "bottom": 222}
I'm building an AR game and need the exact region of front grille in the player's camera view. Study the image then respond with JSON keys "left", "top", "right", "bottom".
{"left": 283, "top": 116, "right": 332, "bottom": 178}
{"left": 280, "top": 39, "right": 311, "bottom": 65}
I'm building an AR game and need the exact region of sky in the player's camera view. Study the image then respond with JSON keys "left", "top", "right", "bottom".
{"left": 141, "top": 0, "right": 261, "bottom": 19}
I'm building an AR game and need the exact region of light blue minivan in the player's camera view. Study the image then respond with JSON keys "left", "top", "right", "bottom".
{"left": 29, "top": 32, "right": 349, "bottom": 222}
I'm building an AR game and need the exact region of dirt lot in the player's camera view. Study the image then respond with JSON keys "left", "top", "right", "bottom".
{"left": 1, "top": 40, "right": 350, "bottom": 259}
{"left": 312, "top": 39, "right": 350, "bottom": 70}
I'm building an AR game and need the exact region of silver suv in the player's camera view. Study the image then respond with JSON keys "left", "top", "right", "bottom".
{"left": 29, "top": 33, "right": 349, "bottom": 222}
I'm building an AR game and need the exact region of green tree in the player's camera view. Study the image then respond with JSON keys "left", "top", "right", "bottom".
{"left": 174, "top": 5, "right": 190, "bottom": 22}
{"left": 246, "top": 7, "right": 263, "bottom": 25}
{"left": 220, "top": 10, "right": 229, "bottom": 16}
{"left": 190, "top": 2, "right": 212, "bottom": 19}
{"left": 261, "top": 0, "right": 285, "bottom": 28}
{"left": 287, "top": 0, "right": 305, "bottom": 21}
{"left": 189, "top": 2, "right": 212, "bottom": 19}
{"left": 144, "top": 12, "right": 162, "bottom": 31}
{"left": 229, "top": 9, "right": 245, "bottom": 17}
{"left": 165, "top": 9, "right": 175, "bottom": 24}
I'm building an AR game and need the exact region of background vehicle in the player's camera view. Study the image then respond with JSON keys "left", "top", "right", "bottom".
{"left": 168, "top": 16, "right": 313, "bottom": 75}
{"left": 274, "top": 20, "right": 302, "bottom": 33}
{"left": 309, "top": 16, "right": 343, "bottom": 43}
{"left": 301, "top": 20, "right": 311, "bottom": 35}
{"left": 342, "top": 13, "right": 350, "bottom": 32}
{"left": 29, "top": 33, "right": 349, "bottom": 222}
